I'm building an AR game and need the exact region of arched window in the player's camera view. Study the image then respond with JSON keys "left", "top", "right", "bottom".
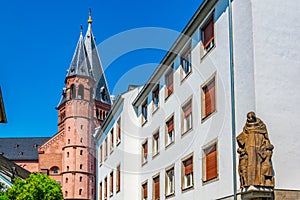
{"left": 80, "top": 164, "right": 83, "bottom": 169}
{"left": 50, "top": 166, "right": 59, "bottom": 174}
{"left": 78, "top": 84, "right": 84, "bottom": 99}
{"left": 100, "top": 110, "right": 103, "bottom": 120}
{"left": 65, "top": 191, "right": 68, "bottom": 197}
{"left": 79, "top": 176, "right": 82, "bottom": 182}
{"left": 66, "top": 178, "right": 68, "bottom": 183}
{"left": 70, "top": 84, "right": 76, "bottom": 99}
{"left": 79, "top": 189, "right": 82, "bottom": 195}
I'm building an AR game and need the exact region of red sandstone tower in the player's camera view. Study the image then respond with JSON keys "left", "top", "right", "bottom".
{"left": 38, "top": 12, "right": 111, "bottom": 200}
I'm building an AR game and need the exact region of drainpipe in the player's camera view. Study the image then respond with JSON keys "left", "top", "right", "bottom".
{"left": 228, "top": 0, "right": 237, "bottom": 199}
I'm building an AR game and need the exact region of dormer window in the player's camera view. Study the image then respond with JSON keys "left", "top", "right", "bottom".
{"left": 100, "top": 87, "right": 107, "bottom": 101}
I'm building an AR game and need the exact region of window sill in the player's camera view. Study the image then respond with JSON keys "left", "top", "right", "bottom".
{"left": 152, "top": 152, "right": 160, "bottom": 159}
{"left": 152, "top": 105, "right": 159, "bottom": 115}
{"left": 165, "top": 141, "right": 175, "bottom": 150}
{"left": 200, "top": 44, "right": 215, "bottom": 61}
{"left": 165, "top": 192, "right": 175, "bottom": 199}
{"left": 202, "top": 176, "right": 219, "bottom": 185}
{"left": 201, "top": 109, "right": 217, "bottom": 123}
{"left": 165, "top": 92, "right": 173, "bottom": 102}
{"left": 181, "top": 127, "right": 193, "bottom": 137}
{"left": 142, "top": 120, "right": 148, "bottom": 127}
{"left": 180, "top": 71, "right": 192, "bottom": 85}
{"left": 182, "top": 185, "right": 194, "bottom": 192}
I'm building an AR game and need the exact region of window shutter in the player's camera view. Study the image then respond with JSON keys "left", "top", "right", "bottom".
{"left": 154, "top": 177, "right": 160, "bottom": 199}
{"left": 143, "top": 183, "right": 147, "bottom": 198}
{"left": 203, "top": 18, "right": 214, "bottom": 49}
{"left": 167, "top": 118, "right": 174, "bottom": 133}
{"left": 183, "top": 102, "right": 192, "bottom": 117}
{"left": 206, "top": 150, "right": 217, "bottom": 181}
{"left": 184, "top": 158, "right": 193, "bottom": 175}
{"left": 143, "top": 142, "right": 148, "bottom": 155}
{"left": 204, "top": 80, "right": 215, "bottom": 116}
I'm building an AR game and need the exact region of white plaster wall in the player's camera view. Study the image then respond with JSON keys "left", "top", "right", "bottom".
{"left": 251, "top": 0, "right": 300, "bottom": 190}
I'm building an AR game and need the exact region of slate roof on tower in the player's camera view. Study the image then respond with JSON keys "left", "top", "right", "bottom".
{"left": 58, "top": 11, "right": 111, "bottom": 107}
{"left": 84, "top": 11, "right": 111, "bottom": 105}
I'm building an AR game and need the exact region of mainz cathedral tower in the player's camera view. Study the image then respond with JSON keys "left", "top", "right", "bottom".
{"left": 38, "top": 11, "right": 111, "bottom": 200}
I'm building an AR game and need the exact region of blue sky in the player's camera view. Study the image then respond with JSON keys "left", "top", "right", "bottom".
{"left": 0, "top": 0, "right": 203, "bottom": 138}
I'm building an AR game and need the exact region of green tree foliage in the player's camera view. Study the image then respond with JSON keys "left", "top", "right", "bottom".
{"left": 2, "top": 172, "right": 63, "bottom": 200}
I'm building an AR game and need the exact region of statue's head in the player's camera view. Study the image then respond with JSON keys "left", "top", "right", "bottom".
{"left": 247, "top": 112, "right": 256, "bottom": 123}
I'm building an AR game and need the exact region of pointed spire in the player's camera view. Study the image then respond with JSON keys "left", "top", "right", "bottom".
{"left": 84, "top": 10, "right": 112, "bottom": 105}
{"left": 88, "top": 8, "right": 93, "bottom": 24}
{"left": 66, "top": 29, "right": 93, "bottom": 79}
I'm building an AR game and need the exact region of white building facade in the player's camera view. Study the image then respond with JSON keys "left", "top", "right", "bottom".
{"left": 94, "top": 0, "right": 300, "bottom": 199}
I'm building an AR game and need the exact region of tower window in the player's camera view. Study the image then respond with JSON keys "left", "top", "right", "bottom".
{"left": 80, "top": 150, "right": 83, "bottom": 155}
{"left": 78, "top": 84, "right": 84, "bottom": 99}
{"left": 70, "top": 84, "right": 76, "bottom": 99}
{"left": 80, "top": 164, "right": 83, "bottom": 169}
{"left": 79, "top": 189, "right": 82, "bottom": 195}
{"left": 80, "top": 176, "right": 82, "bottom": 182}
{"left": 66, "top": 178, "right": 68, "bottom": 183}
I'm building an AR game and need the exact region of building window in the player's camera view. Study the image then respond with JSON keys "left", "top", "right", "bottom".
{"left": 78, "top": 84, "right": 84, "bottom": 99}
{"left": 50, "top": 166, "right": 59, "bottom": 174}
{"left": 165, "top": 167, "right": 175, "bottom": 197}
{"left": 116, "top": 165, "right": 121, "bottom": 192}
{"left": 66, "top": 166, "right": 69, "bottom": 171}
{"left": 182, "top": 156, "right": 193, "bottom": 190}
{"left": 117, "top": 118, "right": 121, "bottom": 145}
{"left": 141, "top": 100, "right": 148, "bottom": 124}
{"left": 80, "top": 164, "right": 83, "bottom": 169}
{"left": 152, "top": 85, "right": 159, "bottom": 112}
{"left": 66, "top": 178, "right": 68, "bottom": 183}
{"left": 165, "top": 65, "right": 174, "bottom": 99}
{"left": 80, "top": 176, "right": 82, "bottom": 182}
{"left": 99, "top": 182, "right": 103, "bottom": 200}
{"left": 79, "top": 189, "right": 82, "bottom": 195}
{"left": 65, "top": 191, "right": 68, "bottom": 197}
{"left": 68, "top": 139, "right": 70, "bottom": 144}
{"left": 201, "top": 15, "right": 215, "bottom": 54}
{"left": 104, "top": 177, "right": 107, "bottom": 199}
{"left": 110, "top": 128, "right": 114, "bottom": 153}
{"left": 99, "top": 145, "right": 103, "bottom": 165}
{"left": 70, "top": 84, "right": 76, "bottom": 99}
{"left": 202, "top": 76, "right": 216, "bottom": 120}
{"left": 153, "top": 175, "right": 160, "bottom": 200}
{"left": 181, "top": 99, "right": 193, "bottom": 134}
{"left": 152, "top": 131, "right": 159, "bottom": 157}
{"left": 142, "top": 140, "right": 148, "bottom": 164}
{"left": 104, "top": 138, "right": 108, "bottom": 160}
{"left": 67, "top": 152, "right": 69, "bottom": 158}
{"left": 203, "top": 143, "right": 218, "bottom": 182}
{"left": 142, "top": 181, "right": 148, "bottom": 200}
{"left": 110, "top": 171, "right": 113, "bottom": 196}
{"left": 180, "top": 43, "right": 192, "bottom": 80}
{"left": 165, "top": 115, "right": 174, "bottom": 147}
{"left": 80, "top": 150, "right": 83, "bottom": 155}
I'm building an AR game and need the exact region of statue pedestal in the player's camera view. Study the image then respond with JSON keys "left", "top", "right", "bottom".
{"left": 241, "top": 186, "right": 274, "bottom": 200}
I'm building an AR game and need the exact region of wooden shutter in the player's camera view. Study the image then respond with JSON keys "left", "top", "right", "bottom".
{"left": 167, "top": 118, "right": 174, "bottom": 133}
{"left": 166, "top": 71, "right": 173, "bottom": 96}
{"left": 206, "top": 149, "right": 217, "bottom": 181}
{"left": 154, "top": 177, "right": 160, "bottom": 200}
{"left": 143, "top": 183, "right": 148, "bottom": 198}
{"left": 204, "top": 80, "right": 215, "bottom": 116}
{"left": 184, "top": 157, "right": 193, "bottom": 175}
{"left": 183, "top": 102, "right": 192, "bottom": 117}
{"left": 143, "top": 142, "right": 148, "bottom": 155}
{"left": 203, "top": 18, "right": 214, "bottom": 49}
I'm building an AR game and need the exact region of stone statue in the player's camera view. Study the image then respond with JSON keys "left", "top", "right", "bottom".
{"left": 236, "top": 112, "right": 275, "bottom": 188}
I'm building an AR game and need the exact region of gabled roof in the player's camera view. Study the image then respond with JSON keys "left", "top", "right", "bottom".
{"left": 84, "top": 15, "right": 111, "bottom": 105}
{"left": 0, "top": 137, "right": 50, "bottom": 161}
{"left": 66, "top": 32, "right": 93, "bottom": 79}
{"left": 0, "top": 155, "right": 30, "bottom": 180}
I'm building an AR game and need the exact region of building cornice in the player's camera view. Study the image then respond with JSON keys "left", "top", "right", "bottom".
{"left": 132, "top": 0, "right": 218, "bottom": 107}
